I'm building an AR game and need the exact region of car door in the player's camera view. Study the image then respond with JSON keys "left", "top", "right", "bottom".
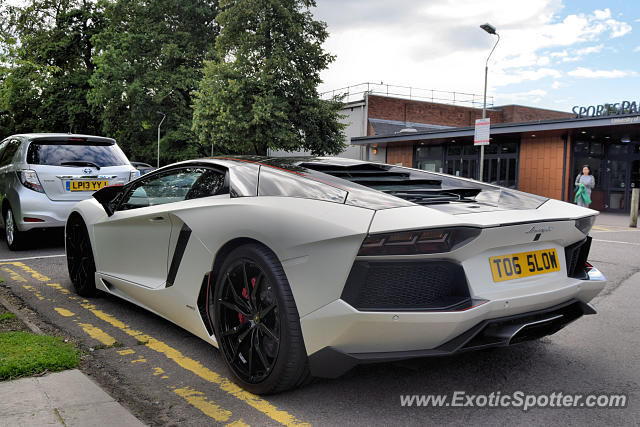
{"left": 93, "top": 166, "right": 211, "bottom": 289}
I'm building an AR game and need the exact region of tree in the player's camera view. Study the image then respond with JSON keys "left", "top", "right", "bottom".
{"left": 192, "top": 0, "right": 345, "bottom": 156}
{"left": 0, "top": 0, "right": 104, "bottom": 136}
{"left": 88, "top": 0, "right": 219, "bottom": 164}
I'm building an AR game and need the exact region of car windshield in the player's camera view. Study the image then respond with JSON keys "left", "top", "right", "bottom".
{"left": 27, "top": 141, "right": 129, "bottom": 167}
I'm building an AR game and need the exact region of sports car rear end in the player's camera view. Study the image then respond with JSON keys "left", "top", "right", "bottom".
{"left": 260, "top": 158, "right": 606, "bottom": 378}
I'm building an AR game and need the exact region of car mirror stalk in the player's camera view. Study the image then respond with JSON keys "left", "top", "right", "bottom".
{"left": 92, "top": 185, "right": 124, "bottom": 216}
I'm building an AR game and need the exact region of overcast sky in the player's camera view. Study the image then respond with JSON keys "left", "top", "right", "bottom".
{"left": 314, "top": 0, "right": 640, "bottom": 112}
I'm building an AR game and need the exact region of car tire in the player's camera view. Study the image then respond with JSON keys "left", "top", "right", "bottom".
{"left": 66, "top": 216, "right": 97, "bottom": 297}
{"left": 4, "top": 206, "right": 25, "bottom": 250}
{"left": 212, "top": 243, "right": 310, "bottom": 394}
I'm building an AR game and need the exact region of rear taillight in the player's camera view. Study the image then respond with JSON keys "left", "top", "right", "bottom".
{"left": 18, "top": 170, "right": 44, "bottom": 193}
{"left": 575, "top": 216, "right": 596, "bottom": 235}
{"left": 358, "top": 227, "right": 481, "bottom": 256}
{"left": 129, "top": 171, "right": 140, "bottom": 182}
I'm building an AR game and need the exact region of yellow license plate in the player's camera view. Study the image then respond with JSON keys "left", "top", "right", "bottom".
{"left": 67, "top": 180, "right": 109, "bottom": 192}
{"left": 489, "top": 248, "right": 560, "bottom": 282}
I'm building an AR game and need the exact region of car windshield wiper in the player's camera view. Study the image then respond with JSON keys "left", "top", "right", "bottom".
{"left": 60, "top": 161, "right": 101, "bottom": 170}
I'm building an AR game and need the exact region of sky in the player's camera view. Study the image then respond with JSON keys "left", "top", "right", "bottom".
{"left": 314, "top": 0, "right": 640, "bottom": 112}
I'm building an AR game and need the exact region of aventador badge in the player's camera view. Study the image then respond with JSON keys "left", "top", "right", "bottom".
{"left": 526, "top": 225, "right": 553, "bottom": 234}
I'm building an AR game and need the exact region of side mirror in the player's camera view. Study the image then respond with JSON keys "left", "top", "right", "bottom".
{"left": 93, "top": 185, "right": 124, "bottom": 216}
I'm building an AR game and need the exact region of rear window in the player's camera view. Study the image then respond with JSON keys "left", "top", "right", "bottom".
{"left": 27, "top": 141, "right": 129, "bottom": 167}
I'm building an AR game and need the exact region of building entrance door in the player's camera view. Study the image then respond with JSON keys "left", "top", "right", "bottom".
{"left": 604, "top": 158, "right": 628, "bottom": 210}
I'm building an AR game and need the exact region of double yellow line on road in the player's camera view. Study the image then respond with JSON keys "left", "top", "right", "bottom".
{"left": 0, "top": 261, "right": 310, "bottom": 427}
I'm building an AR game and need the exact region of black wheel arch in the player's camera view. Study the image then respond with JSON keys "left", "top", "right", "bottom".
{"left": 197, "top": 237, "right": 281, "bottom": 335}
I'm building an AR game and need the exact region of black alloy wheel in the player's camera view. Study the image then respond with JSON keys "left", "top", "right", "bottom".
{"left": 212, "top": 244, "right": 309, "bottom": 394}
{"left": 66, "top": 216, "right": 97, "bottom": 297}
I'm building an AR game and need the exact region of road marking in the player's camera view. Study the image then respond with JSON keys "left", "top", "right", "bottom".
{"left": 54, "top": 307, "right": 75, "bottom": 317}
{"left": 1, "top": 267, "right": 27, "bottom": 282}
{"left": 592, "top": 226, "right": 640, "bottom": 233}
{"left": 1, "top": 261, "right": 309, "bottom": 427}
{"left": 6, "top": 263, "right": 51, "bottom": 282}
{"left": 84, "top": 305, "right": 308, "bottom": 426}
{"left": 0, "top": 254, "right": 65, "bottom": 262}
{"left": 7, "top": 271, "right": 243, "bottom": 425}
{"left": 174, "top": 386, "right": 232, "bottom": 422}
{"left": 226, "top": 420, "right": 250, "bottom": 427}
{"left": 22, "top": 284, "right": 44, "bottom": 300}
{"left": 77, "top": 322, "right": 118, "bottom": 346}
{"left": 46, "top": 283, "right": 71, "bottom": 294}
{"left": 593, "top": 239, "right": 640, "bottom": 246}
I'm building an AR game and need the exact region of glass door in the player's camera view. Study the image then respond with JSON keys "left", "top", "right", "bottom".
{"left": 604, "top": 143, "right": 630, "bottom": 211}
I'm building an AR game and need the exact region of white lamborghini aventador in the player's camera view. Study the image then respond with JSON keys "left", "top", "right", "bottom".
{"left": 65, "top": 157, "right": 605, "bottom": 394}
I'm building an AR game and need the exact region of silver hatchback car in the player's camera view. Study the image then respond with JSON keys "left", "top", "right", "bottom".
{"left": 0, "top": 133, "right": 139, "bottom": 250}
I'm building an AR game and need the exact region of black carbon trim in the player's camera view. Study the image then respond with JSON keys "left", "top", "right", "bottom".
{"left": 564, "top": 236, "right": 591, "bottom": 279}
{"left": 340, "top": 260, "right": 471, "bottom": 311}
{"left": 308, "top": 299, "right": 594, "bottom": 378}
{"left": 166, "top": 223, "right": 192, "bottom": 287}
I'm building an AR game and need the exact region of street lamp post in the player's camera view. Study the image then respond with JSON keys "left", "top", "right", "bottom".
{"left": 479, "top": 23, "right": 500, "bottom": 182}
{"left": 156, "top": 111, "right": 166, "bottom": 168}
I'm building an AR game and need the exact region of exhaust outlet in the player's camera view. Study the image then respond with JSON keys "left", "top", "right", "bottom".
{"left": 507, "top": 314, "right": 564, "bottom": 344}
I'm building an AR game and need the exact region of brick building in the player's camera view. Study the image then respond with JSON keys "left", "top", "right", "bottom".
{"left": 351, "top": 93, "right": 640, "bottom": 212}
{"left": 271, "top": 84, "right": 639, "bottom": 211}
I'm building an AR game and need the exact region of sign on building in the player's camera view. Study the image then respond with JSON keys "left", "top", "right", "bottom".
{"left": 474, "top": 118, "right": 490, "bottom": 146}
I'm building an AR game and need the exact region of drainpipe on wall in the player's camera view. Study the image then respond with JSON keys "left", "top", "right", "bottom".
{"left": 561, "top": 134, "right": 568, "bottom": 201}
{"left": 362, "top": 91, "right": 369, "bottom": 161}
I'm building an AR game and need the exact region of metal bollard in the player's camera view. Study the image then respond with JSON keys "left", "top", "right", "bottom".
{"left": 630, "top": 188, "right": 640, "bottom": 228}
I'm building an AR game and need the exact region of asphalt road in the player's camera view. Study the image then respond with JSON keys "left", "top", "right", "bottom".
{"left": 0, "top": 223, "right": 638, "bottom": 426}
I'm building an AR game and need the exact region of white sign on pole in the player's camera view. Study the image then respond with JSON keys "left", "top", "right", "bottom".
{"left": 474, "top": 118, "right": 491, "bottom": 146}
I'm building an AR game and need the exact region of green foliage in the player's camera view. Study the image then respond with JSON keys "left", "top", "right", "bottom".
{"left": 88, "top": 0, "right": 219, "bottom": 164}
{"left": 0, "top": 331, "right": 79, "bottom": 380}
{"left": 0, "top": 0, "right": 105, "bottom": 136}
{"left": 1, "top": 0, "right": 343, "bottom": 161}
{"left": 0, "top": 312, "right": 17, "bottom": 321}
{"left": 192, "top": 0, "right": 345, "bottom": 155}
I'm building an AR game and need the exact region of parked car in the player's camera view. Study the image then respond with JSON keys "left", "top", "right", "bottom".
{"left": 65, "top": 156, "right": 605, "bottom": 394}
{"left": 130, "top": 161, "right": 156, "bottom": 175}
{"left": 0, "top": 133, "right": 139, "bottom": 250}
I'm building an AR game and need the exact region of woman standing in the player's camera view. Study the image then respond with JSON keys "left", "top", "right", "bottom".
{"left": 574, "top": 165, "right": 595, "bottom": 208}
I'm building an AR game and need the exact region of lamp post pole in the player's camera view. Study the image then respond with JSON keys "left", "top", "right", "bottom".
{"left": 156, "top": 111, "right": 166, "bottom": 168}
{"left": 479, "top": 23, "right": 500, "bottom": 182}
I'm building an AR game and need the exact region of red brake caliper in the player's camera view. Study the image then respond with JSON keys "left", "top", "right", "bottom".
{"left": 238, "top": 277, "right": 257, "bottom": 323}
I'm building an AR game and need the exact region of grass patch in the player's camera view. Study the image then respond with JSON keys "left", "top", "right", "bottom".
{"left": 0, "top": 312, "right": 16, "bottom": 321}
{"left": 0, "top": 331, "right": 79, "bottom": 380}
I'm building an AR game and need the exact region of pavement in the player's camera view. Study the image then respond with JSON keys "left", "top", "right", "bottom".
{"left": 0, "top": 370, "right": 145, "bottom": 427}
{"left": 0, "top": 286, "right": 146, "bottom": 427}
{"left": 593, "top": 211, "right": 635, "bottom": 228}
{"left": 0, "top": 210, "right": 637, "bottom": 426}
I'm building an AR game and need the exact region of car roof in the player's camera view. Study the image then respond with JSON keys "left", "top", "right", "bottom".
{"left": 196, "top": 155, "right": 372, "bottom": 169}
{"left": 9, "top": 133, "right": 116, "bottom": 144}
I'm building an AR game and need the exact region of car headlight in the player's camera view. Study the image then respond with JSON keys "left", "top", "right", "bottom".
{"left": 358, "top": 227, "right": 481, "bottom": 256}
{"left": 130, "top": 170, "right": 140, "bottom": 181}
{"left": 575, "top": 216, "right": 596, "bottom": 235}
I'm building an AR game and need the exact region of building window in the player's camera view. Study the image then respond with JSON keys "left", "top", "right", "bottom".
{"left": 443, "top": 140, "right": 519, "bottom": 188}
{"left": 571, "top": 139, "right": 640, "bottom": 211}
{"left": 415, "top": 145, "right": 443, "bottom": 172}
